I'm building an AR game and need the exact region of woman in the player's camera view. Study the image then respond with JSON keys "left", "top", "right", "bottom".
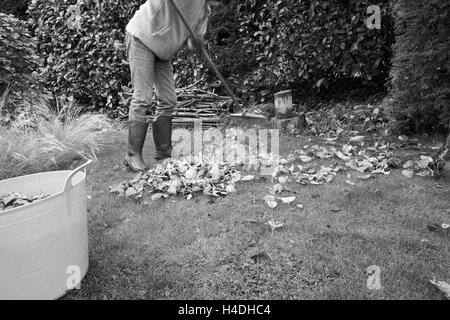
{"left": 124, "top": 0, "right": 233, "bottom": 171}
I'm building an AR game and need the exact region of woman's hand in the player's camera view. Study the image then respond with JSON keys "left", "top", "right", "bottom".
{"left": 187, "top": 36, "right": 205, "bottom": 52}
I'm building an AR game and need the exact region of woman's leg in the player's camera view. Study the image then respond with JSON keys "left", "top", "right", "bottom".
{"left": 124, "top": 32, "right": 156, "bottom": 171}
{"left": 152, "top": 57, "right": 177, "bottom": 160}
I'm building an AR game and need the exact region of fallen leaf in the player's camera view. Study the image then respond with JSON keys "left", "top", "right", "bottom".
{"left": 402, "top": 169, "right": 414, "bottom": 178}
{"left": 350, "top": 136, "right": 365, "bottom": 142}
{"left": 226, "top": 184, "right": 237, "bottom": 193}
{"left": 279, "top": 196, "right": 296, "bottom": 204}
{"left": 272, "top": 184, "right": 285, "bottom": 193}
{"left": 263, "top": 195, "right": 278, "bottom": 208}
{"left": 278, "top": 176, "right": 289, "bottom": 184}
{"left": 266, "top": 200, "right": 277, "bottom": 208}
{"left": 346, "top": 174, "right": 355, "bottom": 186}
{"left": 151, "top": 193, "right": 168, "bottom": 201}
{"left": 125, "top": 187, "right": 139, "bottom": 198}
{"left": 335, "top": 151, "right": 350, "bottom": 160}
{"left": 209, "top": 164, "right": 221, "bottom": 180}
{"left": 416, "top": 170, "right": 431, "bottom": 177}
{"left": 299, "top": 155, "right": 313, "bottom": 163}
{"left": 184, "top": 168, "right": 198, "bottom": 180}
{"left": 240, "top": 175, "right": 255, "bottom": 181}
{"left": 267, "top": 219, "right": 284, "bottom": 234}
{"left": 403, "top": 161, "right": 413, "bottom": 169}
{"left": 430, "top": 278, "right": 450, "bottom": 299}
{"left": 417, "top": 156, "right": 433, "bottom": 169}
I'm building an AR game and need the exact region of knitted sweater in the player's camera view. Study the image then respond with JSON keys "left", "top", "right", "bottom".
{"left": 126, "top": 0, "right": 211, "bottom": 61}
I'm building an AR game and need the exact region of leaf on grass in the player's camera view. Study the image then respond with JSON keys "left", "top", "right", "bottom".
{"left": 209, "top": 164, "right": 221, "bottom": 180}
{"left": 402, "top": 169, "right": 414, "bottom": 178}
{"left": 272, "top": 183, "right": 285, "bottom": 194}
{"left": 125, "top": 187, "right": 140, "bottom": 198}
{"left": 350, "top": 136, "right": 365, "bottom": 142}
{"left": 267, "top": 201, "right": 277, "bottom": 208}
{"left": 226, "top": 184, "right": 237, "bottom": 193}
{"left": 184, "top": 168, "right": 198, "bottom": 180}
{"left": 358, "top": 174, "right": 372, "bottom": 180}
{"left": 430, "top": 278, "right": 450, "bottom": 299}
{"left": 346, "top": 174, "right": 355, "bottom": 186}
{"left": 277, "top": 176, "right": 289, "bottom": 184}
{"left": 240, "top": 175, "right": 255, "bottom": 181}
{"left": 268, "top": 219, "right": 284, "bottom": 233}
{"left": 109, "top": 184, "right": 125, "bottom": 195}
{"left": 416, "top": 170, "right": 431, "bottom": 177}
{"left": 263, "top": 195, "right": 278, "bottom": 208}
{"left": 335, "top": 151, "right": 350, "bottom": 160}
{"left": 279, "top": 196, "right": 296, "bottom": 204}
{"left": 417, "top": 156, "right": 433, "bottom": 169}
{"left": 151, "top": 193, "right": 168, "bottom": 201}
{"left": 296, "top": 204, "right": 304, "bottom": 209}
{"left": 403, "top": 161, "right": 413, "bottom": 169}
{"left": 299, "top": 155, "right": 313, "bottom": 163}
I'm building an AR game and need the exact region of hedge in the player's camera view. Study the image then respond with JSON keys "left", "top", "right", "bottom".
{"left": 176, "top": 0, "right": 394, "bottom": 103}
{"left": 0, "top": 0, "right": 29, "bottom": 19}
{"left": 28, "top": 0, "right": 394, "bottom": 117}
{"left": 0, "top": 13, "right": 41, "bottom": 96}
{"left": 390, "top": 0, "right": 450, "bottom": 133}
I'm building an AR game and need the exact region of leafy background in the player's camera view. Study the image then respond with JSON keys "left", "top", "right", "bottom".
{"left": 0, "top": 0, "right": 449, "bottom": 133}
{"left": 390, "top": 0, "right": 450, "bottom": 133}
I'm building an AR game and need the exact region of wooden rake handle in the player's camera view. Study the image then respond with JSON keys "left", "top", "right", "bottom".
{"left": 168, "top": 0, "right": 240, "bottom": 109}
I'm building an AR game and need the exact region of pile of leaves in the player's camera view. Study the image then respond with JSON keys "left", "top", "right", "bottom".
{"left": 0, "top": 192, "right": 50, "bottom": 212}
{"left": 109, "top": 159, "right": 257, "bottom": 200}
{"left": 401, "top": 156, "right": 435, "bottom": 178}
{"left": 110, "top": 126, "right": 281, "bottom": 200}
{"left": 305, "top": 103, "right": 390, "bottom": 136}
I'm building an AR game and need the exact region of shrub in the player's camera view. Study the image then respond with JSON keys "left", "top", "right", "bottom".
{"left": 390, "top": 0, "right": 450, "bottom": 134}
{"left": 28, "top": 0, "right": 394, "bottom": 115}
{"left": 28, "top": 0, "right": 142, "bottom": 118}
{"left": 0, "top": 13, "right": 41, "bottom": 96}
{"left": 177, "top": 0, "right": 394, "bottom": 103}
{"left": 0, "top": 0, "right": 29, "bottom": 18}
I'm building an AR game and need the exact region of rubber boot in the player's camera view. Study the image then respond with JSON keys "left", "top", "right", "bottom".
{"left": 123, "top": 121, "right": 149, "bottom": 172}
{"left": 152, "top": 116, "right": 173, "bottom": 161}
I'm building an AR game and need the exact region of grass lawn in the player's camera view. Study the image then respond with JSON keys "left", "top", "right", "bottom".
{"left": 65, "top": 128, "right": 450, "bottom": 300}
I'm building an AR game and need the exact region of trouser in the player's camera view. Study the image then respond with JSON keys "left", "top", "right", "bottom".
{"left": 125, "top": 32, "right": 176, "bottom": 123}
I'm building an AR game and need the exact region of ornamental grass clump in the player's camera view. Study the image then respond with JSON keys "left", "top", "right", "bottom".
{"left": 0, "top": 94, "right": 112, "bottom": 180}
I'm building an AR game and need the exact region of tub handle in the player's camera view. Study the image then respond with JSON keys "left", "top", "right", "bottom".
{"left": 63, "top": 159, "right": 93, "bottom": 193}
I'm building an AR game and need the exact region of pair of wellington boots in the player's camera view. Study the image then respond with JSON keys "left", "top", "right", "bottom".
{"left": 123, "top": 116, "right": 172, "bottom": 172}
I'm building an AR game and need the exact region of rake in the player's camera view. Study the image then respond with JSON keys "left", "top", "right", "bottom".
{"left": 168, "top": 0, "right": 267, "bottom": 122}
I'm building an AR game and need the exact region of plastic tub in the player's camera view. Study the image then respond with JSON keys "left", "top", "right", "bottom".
{"left": 0, "top": 160, "right": 92, "bottom": 300}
